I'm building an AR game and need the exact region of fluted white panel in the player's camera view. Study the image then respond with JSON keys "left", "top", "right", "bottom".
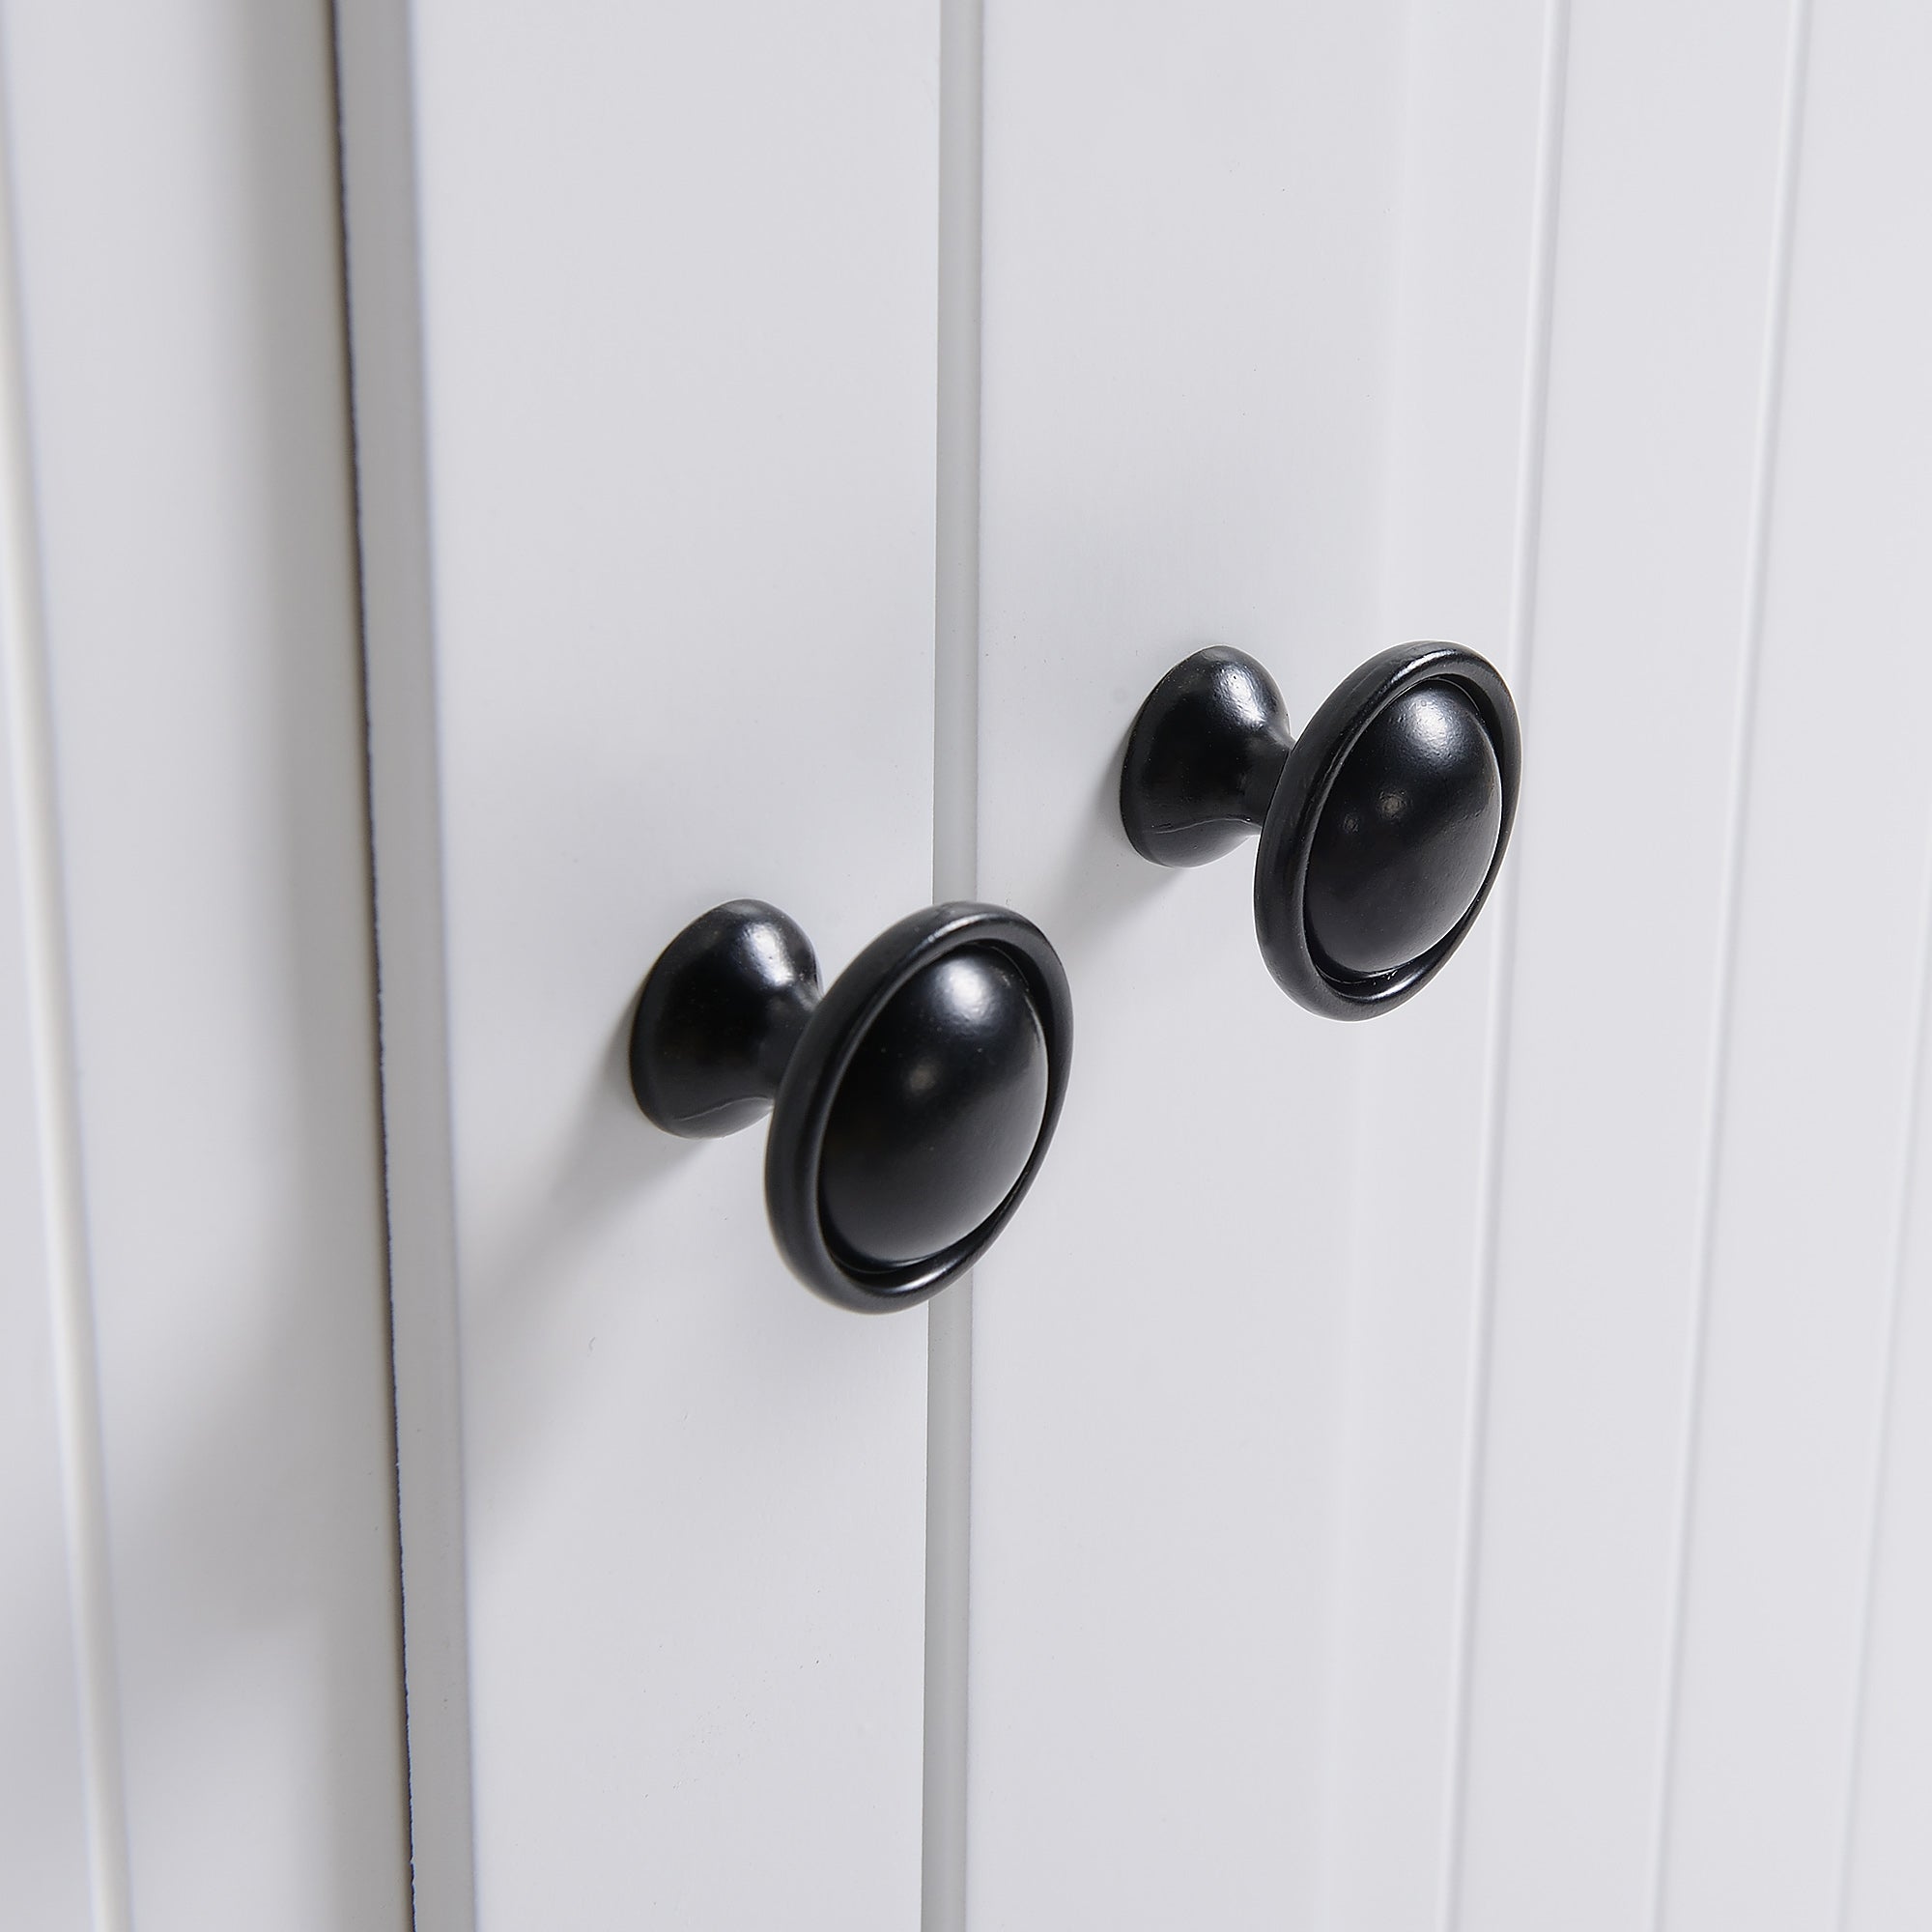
{"left": 972, "top": 2, "right": 1932, "bottom": 1927}
{"left": 1662, "top": 0, "right": 1932, "bottom": 1923}
{"left": 1453, "top": 5, "right": 1798, "bottom": 1925}
{"left": 1320, "top": 2, "right": 1558, "bottom": 1925}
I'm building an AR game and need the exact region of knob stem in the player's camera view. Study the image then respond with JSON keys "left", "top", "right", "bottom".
{"left": 629, "top": 900, "right": 821, "bottom": 1137}
{"left": 1238, "top": 726, "right": 1294, "bottom": 829}
{"left": 1119, "top": 645, "right": 1294, "bottom": 866}
{"left": 753, "top": 979, "right": 816, "bottom": 1095}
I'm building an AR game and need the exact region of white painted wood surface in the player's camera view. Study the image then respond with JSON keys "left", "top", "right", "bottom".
{"left": 969, "top": 0, "right": 1932, "bottom": 1927}
{"left": 338, "top": 3, "right": 941, "bottom": 1924}
{"left": 1847, "top": 993, "right": 1932, "bottom": 1930}
{"left": 970, "top": 6, "right": 1409, "bottom": 1924}
{"left": 326, "top": 0, "right": 1932, "bottom": 1923}
{"left": 4, "top": 1, "right": 1928, "bottom": 1926}
{"left": 1321, "top": 3, "right": 1556, "bottom": 1924}
{"left": 1662, "top": 3, "right": 1932, "bottom": 1925}
{"left": 1456, "top": 2, "right": 1801, "bottom": 1923}
{"left": 0, "top": 3, "right": 409, "bottom": 1928}
{"left": 0, "top": 119, "right": 95, "bottom": 1926}
{"left": 0, "top": 783, "right": 93, "bottom": 1923}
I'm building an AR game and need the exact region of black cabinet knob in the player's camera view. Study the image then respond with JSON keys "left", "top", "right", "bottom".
{"left": 1120, "top": 642, "right": 1520, "bottom": 1016}
{"left": 629, "top": 899, "right": 1073, "bottom": 1311}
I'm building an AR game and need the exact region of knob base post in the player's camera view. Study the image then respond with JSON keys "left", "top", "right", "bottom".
{"left": 1119, "top": 645, "right": 1294, "bottom": 867}
{"left": 629, "top": 900, "right": 819, "bottom": 1137}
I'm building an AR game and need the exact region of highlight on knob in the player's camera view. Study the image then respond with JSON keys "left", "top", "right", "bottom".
{"left": 1120, "top": 641, "right": 1520, "bottom": 1016}
{"left": 628, "top": 899, "right": 1073, "bottom": 1311}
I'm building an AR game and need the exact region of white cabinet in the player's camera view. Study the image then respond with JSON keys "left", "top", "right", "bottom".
{"left": 345, "top": 3, "right": 1932, "bottom": 1927}
{"left": 6, "top": 1, "right": 1931, "bottom": 1927}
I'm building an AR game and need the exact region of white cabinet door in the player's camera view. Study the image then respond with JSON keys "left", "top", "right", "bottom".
{"left": 973, "top": 2, "right": 1932, "bottom": 1929}
{"left": 335, "top": 4, "right": 942, "bottom": 1924}
{"left": 348, "top": 2, "right": 1932, "bottom": 1928}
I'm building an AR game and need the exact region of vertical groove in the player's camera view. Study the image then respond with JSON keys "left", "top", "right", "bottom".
{"left": 933, "top": 0, "right": 981, "bottom": 911}
{"left": 329, "top": 3, "right": 477, "bottom": 1925}
{"left": 923, "top": 1, "right": 982, "bottom": 1927}
{"left": 0, "top": 56, "right": 132, "bottom": 1932}
{"left": 323, "top": 8, "right": 416, "bottom": 1908}
{"left": 1643, "top": 5, "right": 1814, "bottom": 1926}
{"left": 1832, "top": 806, "right": 1932, "bottom": 1930}
{"left": 1437, "top": 3, "right": 1571, "bottom": 1925}
{"left": 923, "top": 1283, "right": 973, "bottom": 1932}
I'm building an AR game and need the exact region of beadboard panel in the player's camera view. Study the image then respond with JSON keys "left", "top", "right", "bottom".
{"left": 1453, "top": 4, "right": 1799, "bottom": 1925}
{"left": 973, "top": 2, "right": 1932, "bottom": 1928}
{"left": 1662, "top": 0, "right": 1932, "bottom": 1923}
{"left": 1318, "top": 1, "right": 1555, "bottom": 1924}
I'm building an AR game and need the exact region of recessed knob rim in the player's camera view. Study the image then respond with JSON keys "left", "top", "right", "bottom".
{"left": 766, "top": 902, "right": 1074, "bottom": 1313}
{"left": 1255, "top": 641, "right": 1521, "bottom": 1017}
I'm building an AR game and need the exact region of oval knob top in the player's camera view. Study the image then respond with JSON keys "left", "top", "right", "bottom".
{"left": 818, "top": 946, "right": 1050, "bottom": 1268}
{"left": 1301, "top": 680, "right": 1504, "bottom": 978}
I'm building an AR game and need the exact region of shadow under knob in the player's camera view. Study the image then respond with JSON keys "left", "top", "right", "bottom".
{"left": 1120, "top": 641, "right": 1520, "bottom": 1016}
{"left": 629, "top": 900, "right": 1072, "bottom": 1310}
